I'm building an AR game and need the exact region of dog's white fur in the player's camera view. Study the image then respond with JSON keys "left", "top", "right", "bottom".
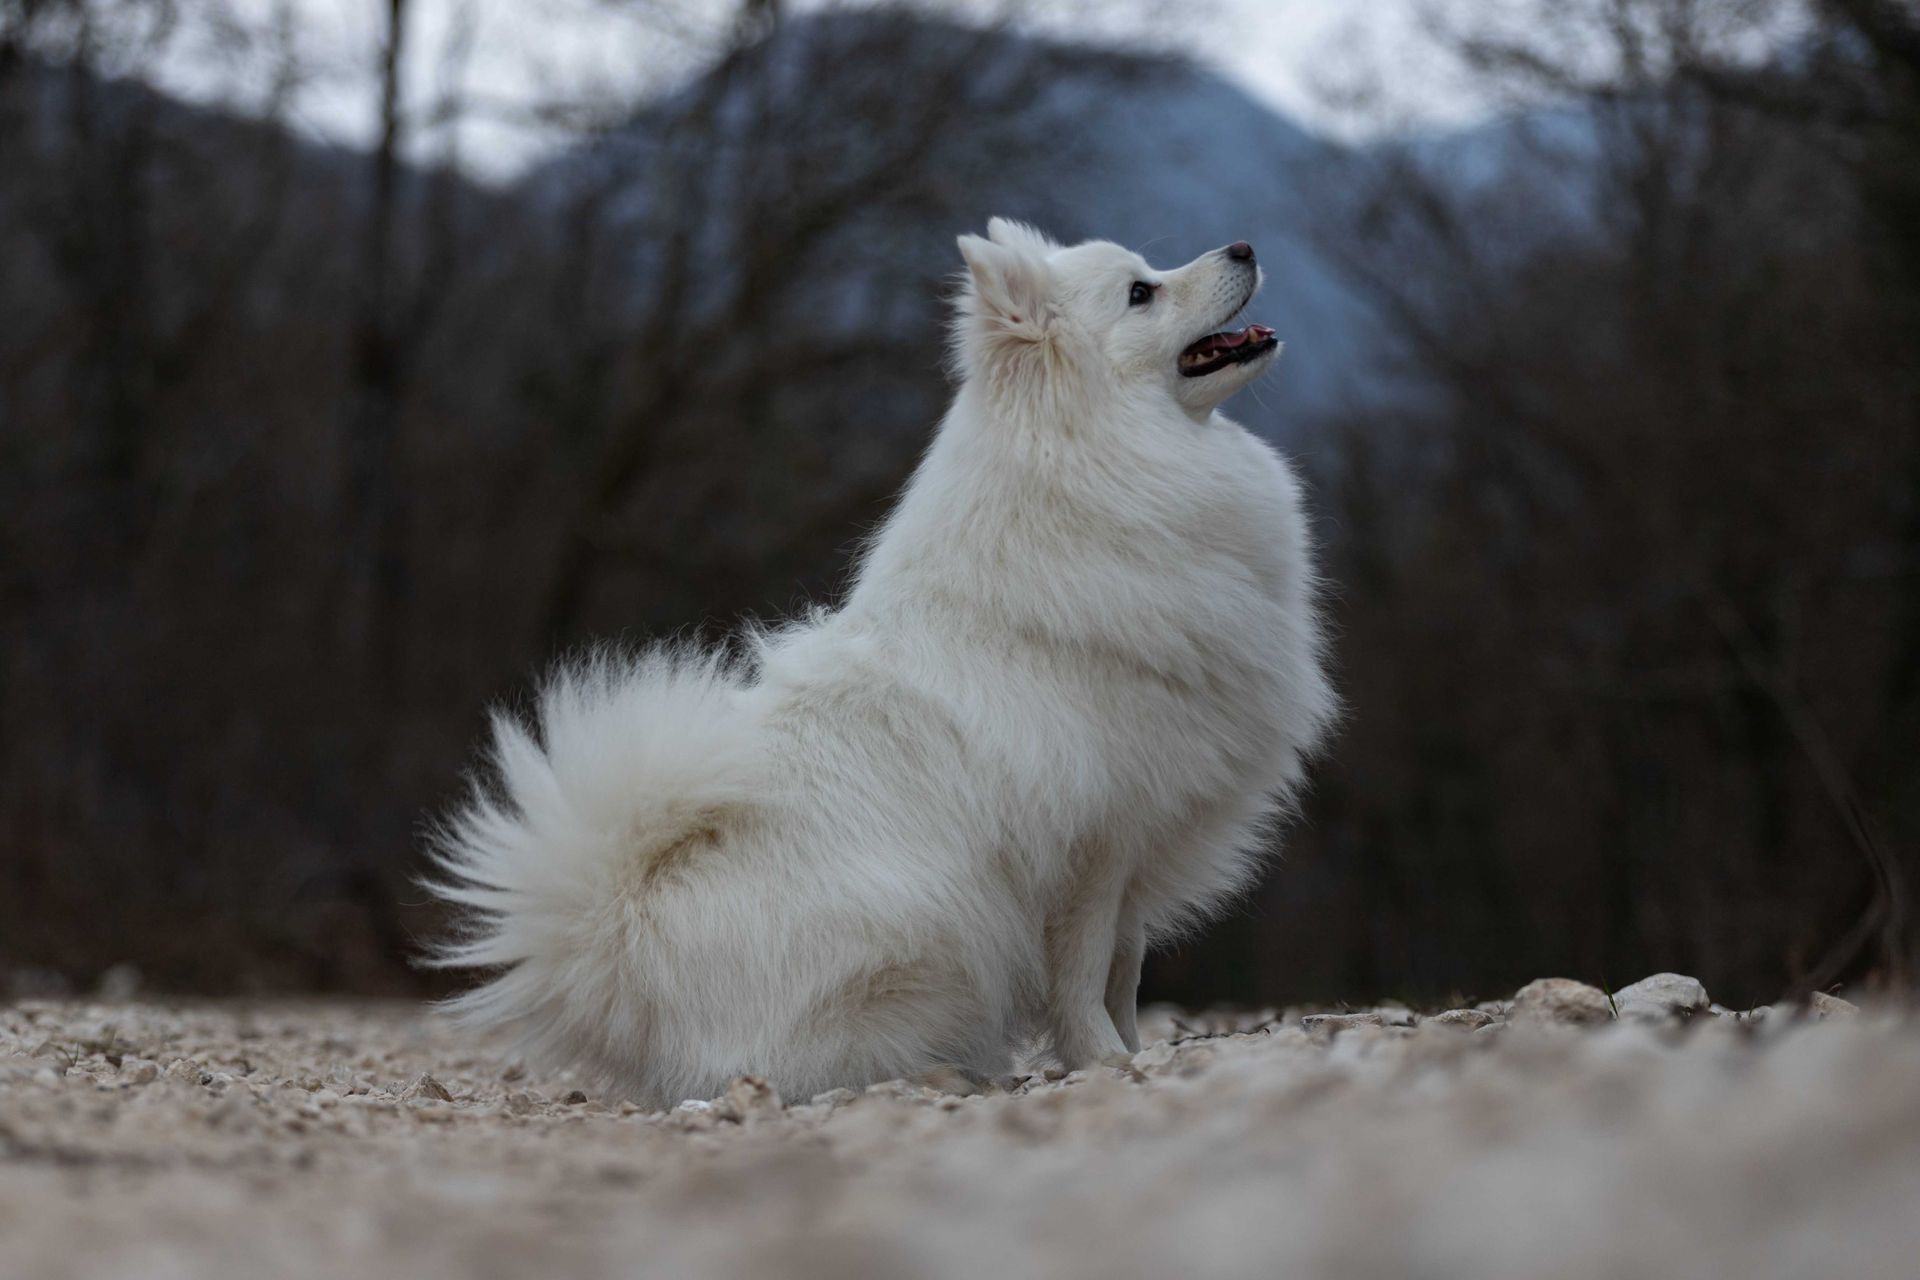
{"left": 427, "top": 220, "right": 1336, "bottom": 1106}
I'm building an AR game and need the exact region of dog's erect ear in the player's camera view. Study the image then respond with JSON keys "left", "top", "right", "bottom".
{"left": 985, "top": 217, "right": 1059, "bottom": 256}
{"left": 956, "top": 233, "right": 1053, "bottom": 333}
{"left": 949, "top": 225, "right": 1060, "bottom": 381}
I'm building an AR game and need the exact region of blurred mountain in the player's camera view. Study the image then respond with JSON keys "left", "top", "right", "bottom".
{"left": 536, "top": 10, "right": 1387, "bottom": 437}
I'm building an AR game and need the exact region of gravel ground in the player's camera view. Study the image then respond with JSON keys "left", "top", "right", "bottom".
{"left": 3, "top": 986, "right": 1918, "bottom": 1279}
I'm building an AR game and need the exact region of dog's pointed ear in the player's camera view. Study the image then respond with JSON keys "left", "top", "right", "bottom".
{"left": 955, "top": 232, "right": 1052, "bottom": 333}
{"left": 985, "top": 217, "right": 1059, "bottom": 256}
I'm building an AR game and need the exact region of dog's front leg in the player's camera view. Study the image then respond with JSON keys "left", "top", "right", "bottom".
{"left": 1104, "top": 912, "right": 1144, "bottom": 1054}
{"left": 1044, "top": 881, "right": 1131, "bottom": 1069}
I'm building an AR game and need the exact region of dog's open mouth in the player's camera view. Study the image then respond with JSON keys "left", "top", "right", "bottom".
{"left": 1178, "top": 325, "right": 1279, "bottom": 378}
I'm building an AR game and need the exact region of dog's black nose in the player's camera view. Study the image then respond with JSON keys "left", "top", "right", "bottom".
{"left": 1226, "top": 241, "right": 1255, "bottom": 262}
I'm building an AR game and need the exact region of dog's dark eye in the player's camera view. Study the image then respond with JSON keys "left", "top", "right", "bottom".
{"left": 1128, "top": 281, "right": 1154, "bottom": 307}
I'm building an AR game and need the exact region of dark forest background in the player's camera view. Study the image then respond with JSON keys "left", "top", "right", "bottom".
{"left": 3, "top": 0, "right": 1916, "bottom": 1009}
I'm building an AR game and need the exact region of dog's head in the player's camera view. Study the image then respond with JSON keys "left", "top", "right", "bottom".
{"left": 951, "top": 218, "right": 1280, "bottom": 417}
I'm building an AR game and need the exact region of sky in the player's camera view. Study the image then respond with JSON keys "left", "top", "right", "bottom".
{"left": 22, "top": 0, "right": 1589, "bottom": 185}
{"left": 105, "top": 0, "right": 1493, "bottom": 180}
{"left": 59, "top": 0, "right": 1816, "bottom": 180}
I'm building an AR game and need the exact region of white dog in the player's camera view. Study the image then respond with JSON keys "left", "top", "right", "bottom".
{"left": 427, "top": 220, "right": 1336, "bottom": 1106}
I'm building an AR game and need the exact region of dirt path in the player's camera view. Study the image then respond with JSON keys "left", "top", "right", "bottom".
{"left": 3, "top": 993, "right": 1917, "bottom": 1278}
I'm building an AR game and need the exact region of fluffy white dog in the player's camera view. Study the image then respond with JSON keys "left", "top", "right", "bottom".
{"left": 427, "top": 219, "right": 1336, "bottom": 1106}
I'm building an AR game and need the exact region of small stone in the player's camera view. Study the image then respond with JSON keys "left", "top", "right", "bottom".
{"left": 1040, "top": 1067, "right": 1066, "bottom": 1082}
{"left": 1808, "top": 992, "right": 1860, "bottom": 1019}
{"left": 401, "top": 1073, "right": 453, "bottom": 1103}
{"left": 1612, "top": 973, "right": 1711, "bottom": 1023}
{"left": 809, "top": 1087, "right": 858, "bottom": 1108}
{"left": 1424, "top": 1009, "right": 1495, "bottom": 1031}
{"left": 1175, "top": 1046, "right": 1218, "bottom": 1077}
{"left": 864, "top": 1078, "right": 934, "bottom": 1100}
{"left": 717, "top": 1074, "right": 782, "bottom": 1120}
{"left": 563, "top": 1089, "right": 589, "bottom": 1105}
{"left": 1131, "top": 1042, "right": 1178, "bottom": 1072}
{"left": 118, "top": 1056, "right": 160, "bottom": 1084}
{"left": 1300, "top": 1012, "right": 1384, "bottom": 1036}
{"left": 166, "top": 1058, "right": 208, "bottom": 1085}
{"left": 1511, "top": 978, "right": 1613, "bottom": 1026}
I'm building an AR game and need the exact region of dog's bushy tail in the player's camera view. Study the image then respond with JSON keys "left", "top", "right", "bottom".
{"left": 421, "top": 646, "right": 763, "bottom": 1079}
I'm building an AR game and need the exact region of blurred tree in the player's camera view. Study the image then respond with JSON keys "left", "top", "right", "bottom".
{"left": 1278, "top": 0, "right": 1920, "bottom": 1006}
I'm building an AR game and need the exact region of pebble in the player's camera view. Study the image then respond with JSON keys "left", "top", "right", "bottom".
{"left": 1511, "top": 978, "right": 1614, "bottom": 1026}
{"left": 1612, "top": 973, "right": 1711, "bottom": 1023}
{"left": 401, "top": 1073, "right": 453, "bottom": 1103}
{"left": 1809, "top": 992, "right": 1860, "bottom": 1019}
{"left": 1175, "top": 1046, "right": 1217, "bottom": 1076}
{"left": 809, "top": 1087, "right": 859, "bottom": 1108}
{"left": 119, "top": 1056, "right": 160, "bottom": 1084}
{"left": 1130, "top": 1042, "right": 1179, "bottom": 1072}
{"left": 1301, "top": 1012, "right": 1384, "bottom": 1036}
